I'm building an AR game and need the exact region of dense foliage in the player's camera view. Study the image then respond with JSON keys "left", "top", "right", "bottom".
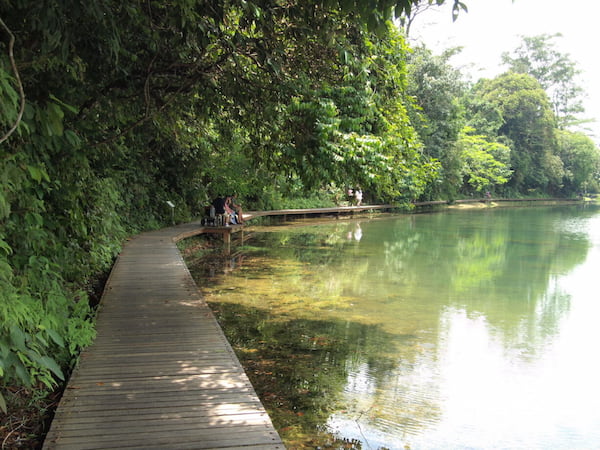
{"left": 406, "top": 45, "right": 465, "bottom": 199}
{"left": 1, "top": 0, "right": 599, "bottom": 424}
{"left": 0, "top": 0, "right": 461, "bottom": 415}
{"left": 468, "top": 72, "right": 560, "bottom": 194}
{"left": 501, "top": 33, "right": 585, "bottom": 130}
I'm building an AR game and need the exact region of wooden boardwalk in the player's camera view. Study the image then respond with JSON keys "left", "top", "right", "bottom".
{"left": 43, "top": 221, "right": 283, "bottom": 449}
{"left": 243, "top": 204, "right": 394, "bottom": 221}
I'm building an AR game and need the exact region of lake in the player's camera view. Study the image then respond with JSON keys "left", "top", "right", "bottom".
{"left": 186, "top": 205, "right": 600, "bottom": 449}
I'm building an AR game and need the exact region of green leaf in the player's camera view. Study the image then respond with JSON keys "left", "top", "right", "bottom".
{"left": 35, "top": 332, "right": 49, "bottom": 347}
{"left": 0, "top": 392, "right": 6, "bottom": 414}
{"left": 39, "top": 356, "right": 65, "bottom": 380}
{"left": 394, "top": 4, "right": 404, "bottom": 17}
{"left": 0, "top": 339, "right": 10, "bottom": 358}
{"left": 47, "top": 102, "right": 64, "bottom": 120}
{"left": 0, "top": 191, "right": 10, "bottom": 219}
{"left": 49, "top": 94, "right": 79, "bottom": 114}
{"left": 64, "top": 130, "right": 81, "bottom": 148}
{"left": 45, "top": 102, "right": 65, "bottom": 136}
{"left": 27, "top": 165, "right": 43, "bottom": 182}
{"left": 14, "top": 360, "right": 31, "bottom": 387}
{"left": 23, "top": 102, "right": 35, "bottom": 120}
{"left": 47, "top": 329, "right": 65, "bottom": 348}
{"left": 0, "top": 77, "right": 18, "bottom": 106}
{"left": 9, "top": 326, "right": 26, "bottom": 352}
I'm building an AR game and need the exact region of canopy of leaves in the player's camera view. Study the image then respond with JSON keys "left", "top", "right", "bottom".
{"left": 1, "top": 0, "right": 459, "bottom": 410}
{"left": 557, "top": 130, "right": 600, "bottom": 193}
{"left": 2, "top": 0, "right": 598, "bottom": 420}
{"left": 502, "top": 34, "right": 585, "bottom": 129}
{"left": 468, "top": 72, "right": 559, "bottom": 193}
{"left": 456, "top": 126, "right": 512, "bottom": 194}
{"left": 407, "top": 45, "right": 466, "bottom": 199}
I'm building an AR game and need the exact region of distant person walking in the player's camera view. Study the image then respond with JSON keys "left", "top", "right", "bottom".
{"left": 355, "top": 188, "right": 363, "bottom": 206}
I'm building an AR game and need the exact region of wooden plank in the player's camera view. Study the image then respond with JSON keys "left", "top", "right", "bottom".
{"left": 45, "top": 407, "right": 271, "bottom": 426}
{"left": 55, "top": 390, "right": 260, "bottom": 408}
{"left": 45, "top": 429, "right": 282, "bottom": 450}
{"left": 42, "top": 223, "right": 283, "bottom": 449}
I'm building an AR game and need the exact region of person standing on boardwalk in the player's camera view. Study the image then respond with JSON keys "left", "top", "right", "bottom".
{"left": 355, "top": 188, "right": 363, "bottom": 206}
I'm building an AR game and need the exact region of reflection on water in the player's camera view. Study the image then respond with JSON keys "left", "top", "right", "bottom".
{"left": 186, "top": 205, "right": 600, "bottom": 449}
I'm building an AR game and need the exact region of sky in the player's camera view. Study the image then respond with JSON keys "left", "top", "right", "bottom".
{"left": 409, "top": 0, "right": 600, "bottom": 142}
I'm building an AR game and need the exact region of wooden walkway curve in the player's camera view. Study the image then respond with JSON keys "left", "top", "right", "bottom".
{"left": 43, "top": 221, "right": 283, "bottom": 449}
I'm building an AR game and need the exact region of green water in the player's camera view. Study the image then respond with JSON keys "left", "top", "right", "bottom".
{"left": 187, "top": 205, "right": 600, "bottom": 449}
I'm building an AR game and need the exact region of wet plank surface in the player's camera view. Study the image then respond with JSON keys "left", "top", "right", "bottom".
{"left": 43, "top": 222, "right": 283, "bottom": 449}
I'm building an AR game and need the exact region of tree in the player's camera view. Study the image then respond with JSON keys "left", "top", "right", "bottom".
{"left": 457, "top": 126, "right": 511, "bottom": 195}
{"left": 407, "top": 45, "right": 466, "bottom": 200}
{"left": 2, "top": 0, "right": 465, "bottom": 414}
{"left": 468, "top": 72, "right": 559, "bottom": 194}
{"left": 399, "top": 0, "right": 468, "bottom": 36}
{"left": 320, "top": 0, "right": 468, "bottom": 34}
{"left": 556, "top": 130, "right": 600, "bottom": 195}
{"left": 501, "top": 34, "right": 585, "bottom": 130}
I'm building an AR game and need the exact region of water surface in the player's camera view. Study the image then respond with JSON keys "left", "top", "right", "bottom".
{"left": 188, "top": 205, "right": 600, "bottom": 449}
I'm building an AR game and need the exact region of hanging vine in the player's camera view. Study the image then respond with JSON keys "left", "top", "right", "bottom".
{"left": 0, "top": 16, "right": 25, "bottom": 145}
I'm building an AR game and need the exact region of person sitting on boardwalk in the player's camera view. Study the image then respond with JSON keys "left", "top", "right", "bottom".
{"left": 211, "top": 196, "right": 228, "bottom": 225}
{"left": 224, "top": 196, "right": 238, "bottom": 225}
{"left": 230, "top": 194, "right": 244, "bottom": 224}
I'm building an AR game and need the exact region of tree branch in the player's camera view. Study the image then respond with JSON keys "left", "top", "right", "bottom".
{"left": 90, "top": 72, "right": 203, "bottom": 148}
